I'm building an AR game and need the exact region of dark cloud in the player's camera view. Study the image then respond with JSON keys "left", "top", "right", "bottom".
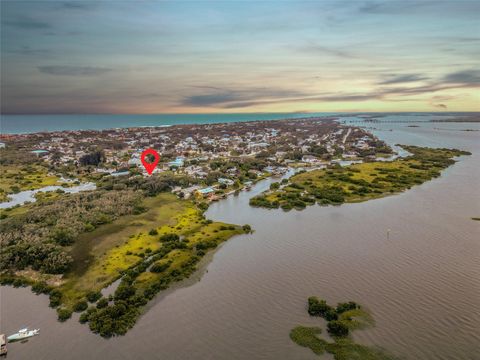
{"left": 38, "top": 66, "right": 112, "bottom": 76}
{"left": 318, "top": 94, "right": 381, "bottom": 102}
{"left": 61, "top": 2, "right": 96, "bottom": 10}
{"left": 442, "top": 69, "right": 480, "bottom": 84}
{"left": 358, "top": 1, "right": 480, "bottom": 15}
{"left": 357, "top": 1, "right": 432, "bottom": 14}
{"left": 453, "top": 37, "right": 480, "bottom": 43}
{"left": 377, "top": 69, "right": 480, "bottom": 97}
{"left": 182, "top": 93, "right": 241, "bottom": 107}
{"left": 181, "top": 87, "right": 307, "bottom": 107}
{"left": 379, "top": 74, "right": 429, "bottom": 85}
{"left": 184, "top": 68, "right": 480, "bottom": 109}
{"left": 221, "top": 93, "right": 383, "bottom": 109}
{"left": 296, "top": 43, "right": 355, "bottom": 58}
{"left": 184, "top": 90, "right": 383, "bottom": 109}
{"left": 4, "top": 16, "right": 51, "bottom": 30}
{"left": 7, "top": 46, "right": 51, "bottom": 56}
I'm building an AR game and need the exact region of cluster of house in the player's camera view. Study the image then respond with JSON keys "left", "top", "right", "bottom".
{"left": 2, "top": 118, "right": 387, "bottom": 200}
{"left": 172, "top": 176, "right": 237, "bottom": 200}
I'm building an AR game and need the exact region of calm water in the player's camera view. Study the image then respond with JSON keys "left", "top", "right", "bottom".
{"left": 0, "top": 113, "right": 336, "bottom": 134}
{"left": 1, "top": 119, "right": 479, "bottom": 359}
{"left": 0, "top": 112, "right": 472, "bottom": 134}
{"left": 0, "top": 182, "right": 96, "bottom": 209}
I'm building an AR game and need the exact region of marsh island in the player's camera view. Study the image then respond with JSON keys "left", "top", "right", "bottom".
{"left": 250, "top": 146, "right": 470, "bottom": 210}
{"left": 290, "top": 297, "right": 396, "bottom": 359}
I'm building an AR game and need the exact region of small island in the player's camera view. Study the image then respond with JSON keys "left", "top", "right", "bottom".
{"left": 250, "top": 146, "right": 471, "bottom": 210}
{"left": 290, "top": 296, "right": 396, "bottom": 359}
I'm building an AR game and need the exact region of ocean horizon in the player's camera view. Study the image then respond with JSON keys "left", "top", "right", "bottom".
{"left": 0, "top": 112, "right": 476, "bottom": 134}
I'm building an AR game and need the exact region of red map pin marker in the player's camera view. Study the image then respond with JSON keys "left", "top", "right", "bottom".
{"left": 141, "top": 148, "right": 160, "bottom": 175}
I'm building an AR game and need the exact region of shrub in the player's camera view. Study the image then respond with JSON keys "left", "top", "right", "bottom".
{"left": 32, "top": 281, "right": 52, "bottom": 295}
{"left": 327, "top": 320, "right": 349, "bottom": 337}
{"left": 79, "top": 312, "right": 89, "bottom": 324}
{"left": 159, "top": 233, "right": 179, "bottom": 242}
{"left": 86, "top": 291, "right": 102, "bottom": 303}
{"left": 12, "top": 278, "right": 27, "bottom": 288}
{"left": 308, "top": 297, "right": 333, "bottom": 318}
{"left": 150, "top": 261, "right": 170, "bottom": 273}
{"left": 148, "top": 229, "right": 158, "bottom": 236}
{"left": 336, "top": 301, "right": 359, "bottom": 314}
{"left": 270, "top": 182, "right": 280, "bottom": 190}
{"left": 57, "top": 308, "right": 72, "bottom": 322}
{"left": 114, "top": 284, "right": 135, "bottom": 301}
{"left": 73, "top": 300, "right": 88, "bottom": 312}
{"left": 96, "top": 298, "right": 109, "bottom": 309}
{"left": 49, "top": 289, "right": 62, "bottom": 308}
{"left": 50, "top": 227, "right": 75, "bottom": 246}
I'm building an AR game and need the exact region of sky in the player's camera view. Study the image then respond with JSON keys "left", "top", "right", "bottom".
{"left": 1, "top": 0, "right": 479, "bottom": 114}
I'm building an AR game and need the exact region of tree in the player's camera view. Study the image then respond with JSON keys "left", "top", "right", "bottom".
{"left": 96, "top": 298, "right": 109, "bottom": 309}
{"left": 73, "top": 300, "right": 88, "bottom": 312}
{"left": 114, "top": 284, "right": 135, "bottom": 301}
{"left": 270, "top": 182, "right": 280, "bottom": 190}
{"left": 327, "top": 320, "right": 349, "bottom": 337}
{"left": 308, "top": 297, "right": 333, "bottom": 318}
{"left": 159, "top": 233, "right": 179, "bottom": 242}
{"left": 79, "top": 150, "right": 105, "bottom": 166}
{"left": 150, "top": 261, "right": 170, "bottom": 273}
{"left": 336, "top": 301, "right": 358, "bottom": 314}
{"left": 57, "top": 308, "right": 73, "bottom": 322}
{"left": 51, "top": 226, "right": 75, "bottom": 246}
{"left": 49, "top": 289, "right": 62, "bottom": 308}
{"left": 86, "top": 291, "right": 102, "bottom": 303}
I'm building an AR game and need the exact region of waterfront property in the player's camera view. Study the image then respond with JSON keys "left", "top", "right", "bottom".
{"left": 197, "top": 187, "right": 216, "bottom": 197}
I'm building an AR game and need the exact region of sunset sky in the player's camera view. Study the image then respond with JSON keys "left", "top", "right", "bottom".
{"left": 1, "top": 0, "right": 479, "bottom": 114}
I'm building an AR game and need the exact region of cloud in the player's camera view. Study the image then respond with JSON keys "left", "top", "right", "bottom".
{"left": 181, "top": 87, "right": 307, "bottom": 107}
{"left": 61, "top": 2, "right": 96, "bottom": 10}
{"left": 183, "top": 68, "right": 480, "bottom": 109}
{"left": 38, "top": 66, "right": 112, "bottom": 76}
{"left": 7, "top": 46, "right": 51, "bottom": 56}
{"left": 220, "top": 93, "right": 383, "bottom": 109}
{"left": 4, "top": 16, "right": 51, "bottom": 30}
{"left": 184, "top": 89, "right": 384, "bottom": 109}
{"left": 376, "top": 69, "right": 480, "bottom": 97}
{"left": 379, "top": 74, "right": 429, "bottom": 85}
{"left": 442, "top": 69, "right": 480, "bottom": 84}
{"left": 431, "top": 95, "right": 456, "bottom": 101}
{"left": 297, "top": 43, "right": 355, "bottom": 58}
{"left": 182, "top": 93, "right": 241, "bottom": 107}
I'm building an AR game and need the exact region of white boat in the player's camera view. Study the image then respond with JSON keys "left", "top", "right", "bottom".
{"left": 7, "top": 328, "right": 40, "bottom": 342}
{"left": 0, "top": 334, "right": 7, "bottom": 355}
